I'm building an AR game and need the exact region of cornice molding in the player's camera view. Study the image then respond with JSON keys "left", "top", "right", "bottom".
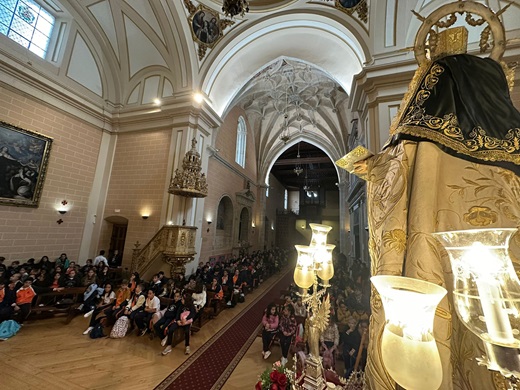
{"left": 349, "top": 59, "right": 417, "bottom": 112}
{"left": 208, "top": 147, "right": 255, "bottom": 185}
{"left": 0, "top": 54, "right": 106, "bottom": 129}
{"left": 112, "top": 95, "right": 222, "bottom": 134}
{"left": 0, "top": 55, "right": 224, "bottom": 135}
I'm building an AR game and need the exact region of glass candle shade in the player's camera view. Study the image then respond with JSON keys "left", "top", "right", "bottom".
{"left": 433, "top": 229, "right": 520, "bottom": 348}
{"left": 294, "top": 245, "right": 315, "bottom": 288}
{"left": 309, "top": 223, "right": 332, "bottom": 248}
{"left": 371, "top": 275, "right": 447, "bottom": 390}
{"left": 315, "top": 244, "right": 335, "bottom": 281}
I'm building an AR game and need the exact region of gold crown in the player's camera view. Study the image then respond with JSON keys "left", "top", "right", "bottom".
{"left": 429, "top": 27, "right": 468, "bottom": 60}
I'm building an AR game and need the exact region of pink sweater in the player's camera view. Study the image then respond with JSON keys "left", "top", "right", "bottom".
{"left": 262, "top": 314, "right": 279, "bottom": 331}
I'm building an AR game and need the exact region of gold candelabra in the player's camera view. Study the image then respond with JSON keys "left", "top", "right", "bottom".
{"left": 293, "top": 224, "right": 335, "bottom": 390}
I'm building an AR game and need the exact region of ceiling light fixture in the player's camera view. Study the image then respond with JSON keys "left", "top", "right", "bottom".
{"left": 221, "top": 0, "right": 249, "bottom": 18}
{"left": 294, "top": 142, "right": 303, "bottom": 176}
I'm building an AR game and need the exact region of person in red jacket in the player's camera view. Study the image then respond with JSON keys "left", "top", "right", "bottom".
{"left": 13, "top": 277, "right": 36, "bottom": 324}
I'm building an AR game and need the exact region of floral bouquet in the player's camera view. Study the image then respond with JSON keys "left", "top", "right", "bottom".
{"left": 256, "top": 361, "right": 291, "bottom": 390}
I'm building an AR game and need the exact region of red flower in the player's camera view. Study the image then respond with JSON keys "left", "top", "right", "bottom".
{"left": 277, "top": 373, "right": 287, "bottom": 388}
{"left": 255, "top": 381, "right": 263, "bottom": 390}
{"left": 270, "top": 384, "right": 279, "bottom": 390}
{"left": 270, "top": 371, "right": 280, "bottom": 383}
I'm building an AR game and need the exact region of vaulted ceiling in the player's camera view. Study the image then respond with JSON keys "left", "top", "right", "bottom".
{"left": 1, "top": 0, "right": 519, "bottom": 190}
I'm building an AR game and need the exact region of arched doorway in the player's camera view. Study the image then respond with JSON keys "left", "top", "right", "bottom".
{"left": 104, "top": 215, "right": 129, "bottom": 267}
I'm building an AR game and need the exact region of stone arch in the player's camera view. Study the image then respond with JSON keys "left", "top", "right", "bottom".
{"left": 261, "top": 135, "right": 341, "bottom": 187}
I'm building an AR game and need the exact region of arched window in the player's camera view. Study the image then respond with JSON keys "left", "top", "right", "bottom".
{"left": 0, "top": 0, "right": 56, "bottom": 59}
{"left": 235, "top": 116, "right": 247, "bottom": 168}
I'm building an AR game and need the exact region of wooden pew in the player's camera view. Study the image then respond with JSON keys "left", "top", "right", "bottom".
{"left": 30, "top": 287, "right": 86, "bottom": 324}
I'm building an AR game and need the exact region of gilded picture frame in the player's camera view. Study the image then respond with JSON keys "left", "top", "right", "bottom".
{"left": 189, "top": 5, "right": 223, "bottom": 48}
{"left": 336, "top": 0, "right": 363, "bottom": 9}
{"left": 335, "top": 0, "right": 368, "bottom": 24}
{"left": 0, "top": 121, "right": 52, "bottom": 207}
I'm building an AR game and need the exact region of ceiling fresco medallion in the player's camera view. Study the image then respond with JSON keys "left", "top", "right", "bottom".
{"left": 334, "top": 0, "right": 368, "bottom": 24}
{"left": 184, "top": 1, "right": 235, "bottom": 60}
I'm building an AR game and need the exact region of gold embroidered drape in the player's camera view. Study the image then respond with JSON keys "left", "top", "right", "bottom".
{"left": 363, "top": 140, "right": 520, "bottom": 390}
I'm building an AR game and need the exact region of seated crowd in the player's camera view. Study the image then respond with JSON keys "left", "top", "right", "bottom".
{"left": 0, "top": 249, "right": 289, "bottom": 358}
{"left": 259, "top": 253, "right": 371, "bottom": 380}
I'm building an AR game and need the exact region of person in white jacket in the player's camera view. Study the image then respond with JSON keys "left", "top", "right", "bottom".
{"left": 191, "top": 283, "right": 206, "bottom": 322}
{"left": 123, "top": 283, "right": 145, "bottom": 331}
{"left": 135, "top": 289, "right": 160, "bottom": 336}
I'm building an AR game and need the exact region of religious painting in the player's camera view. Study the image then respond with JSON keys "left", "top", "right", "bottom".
{"left": 184, "top": 1, "right": 235, "bottom": 60}
{"left": 0, "top": 121, "right": 52, "bottom": 207}
{"left": 337, "top": 0, "right": 362, "bottom": 8}
{"left": 335, "top": 0, "right": 368, "bottom": 24}
{"left": 190, "top": 6, "right": 222, "bottom": 47}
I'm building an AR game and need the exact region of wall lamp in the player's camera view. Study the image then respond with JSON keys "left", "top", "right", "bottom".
{"left": 207, "top": 220, "right": 212, "bottom": 232}
{"left": 58, "top": 199, "right": 68, "bottom": 214}
{"left": 141, "top": 215, "right": 149, "bottom": 220}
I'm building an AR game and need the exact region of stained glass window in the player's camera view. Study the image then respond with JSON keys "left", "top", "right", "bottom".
{"left": 0, "top": 0, "right": 55, "bottom": 58}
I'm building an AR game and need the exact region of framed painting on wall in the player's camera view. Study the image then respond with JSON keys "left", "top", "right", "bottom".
{"left": 0, "top": 121, "right": 53, "bottom": 207}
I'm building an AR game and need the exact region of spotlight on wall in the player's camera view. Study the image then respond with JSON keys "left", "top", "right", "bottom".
{"left": 207, "top": 220, "right": 212, "bottom": 232}
{"left": 142, "top": 215, "right": 149, "bottom": 220}
{"left": 153, "top": 98, "right": 161, "bottom": 106}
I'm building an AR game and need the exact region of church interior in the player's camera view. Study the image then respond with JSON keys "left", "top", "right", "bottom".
{"left": 0, "top": 0, "right": 520, "bottom": 389}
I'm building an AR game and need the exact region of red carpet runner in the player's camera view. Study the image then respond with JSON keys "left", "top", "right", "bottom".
{"left": 155, "top": 269, "right": 293, "bottom": 390}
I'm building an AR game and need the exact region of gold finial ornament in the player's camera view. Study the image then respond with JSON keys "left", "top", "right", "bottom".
{"left": 413, "top": 0, "right": 506, "bottom": 66}
{"left": 168, "top": 138, "right": 208, "bottom": 198}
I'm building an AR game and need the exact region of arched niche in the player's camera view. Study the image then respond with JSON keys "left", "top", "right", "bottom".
{"left": 215, "top": 195, "right": 234, "bottom": 249}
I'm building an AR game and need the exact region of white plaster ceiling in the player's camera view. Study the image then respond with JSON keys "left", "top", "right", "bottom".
{"left": 2, "top": 0, "right": 518, "bottom": 154}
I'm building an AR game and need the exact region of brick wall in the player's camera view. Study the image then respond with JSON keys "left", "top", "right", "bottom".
{"left": 200, "top": 107, "right": 259, "bottom": 262}
{"left": 0, "top": 87, "right": 102, "bottom": 264}
{"left": 100, "top": 130, "right": 172, "bottom": 267}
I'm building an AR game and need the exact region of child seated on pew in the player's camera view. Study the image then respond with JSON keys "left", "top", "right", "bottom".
{"left": 134, "top": 288, "right": 160, "bottom": 336}
{"left": 153, "top": 291, "right": 181, "bottom": 340}
{"left": 123, "top": 283, "right": 146, "bottom": 331}
{"left": 82, "top": 283, "right": 116, "bottom": 335}
{"left": 101, "top": 279, "right": 130, "bottom": 323}
{"left": 191, "top": 283, "right": 207, "bottom": 322}
{"left": 161, "top": 294, "right": 195, "bottom": 356}
{"left": 13, "top": 277, "right": 36, "bottom": 324}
